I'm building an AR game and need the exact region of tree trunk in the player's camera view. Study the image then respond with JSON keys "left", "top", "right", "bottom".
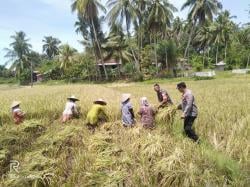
{"left": 165, "top": 47, "right": 168, "bottom": 71}
{"left": 126, "top": 21, "right": 140, "bottom": 72}
{"left": 90, "top": 36, "right": 100, "bottom": 81}
{"left": 224, "top": 42, "right": 227, "bottom": 63}
{"left": 30, "top": 60, "right": 33, "bottom": 88}
{"left": 91, "top": 18, "right": 108, "bottom": 80}
{"left": 184, "top": 20, "right": 196, "bottom": 59}
{"left": 247, "top": 54, "right": 250, "bottom": 69}
{"left": 154, "top": 35, "right": 158, "bottom": 75}
{"left": 118, "top": 50, "right": 122, "bottom": 78}
{"left": 216, "top": 45, "right": 219, "bottom": 64}
{"left": 203, "top": 48, "right": 206, "bottom": 69}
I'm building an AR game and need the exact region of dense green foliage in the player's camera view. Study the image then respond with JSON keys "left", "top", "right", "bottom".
{"left": 2, "top": 0, "right": 250, "bottom": 83}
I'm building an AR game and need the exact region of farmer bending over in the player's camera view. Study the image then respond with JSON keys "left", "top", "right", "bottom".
{"left": 62, "top": 95, "right": 79, "bottom": 123}
{"left": 11, "top": 101, "right": 25, "bottom": 125}
{"left": 138, "top": 97, "right": 156, "bottom": 130}
{"left": 121, "top": 93, "right": 135, "bottom": 127}
{"left": 177, "top": 82, "right": 199, "bottom": 142}
{"left": 86, "top": 99, "right": 108, "bottom": 131}
{"left": 154, "top": 83, "right": 173, "bottom": 109}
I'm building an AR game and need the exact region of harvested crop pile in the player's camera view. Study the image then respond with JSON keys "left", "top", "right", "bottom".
{"left": 155, "top": 106, "right": 177, "bottom": 125}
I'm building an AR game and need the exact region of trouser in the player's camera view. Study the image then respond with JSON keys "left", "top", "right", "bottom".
{"left": 184, "top": 116, "right": 199, "bottom": 142}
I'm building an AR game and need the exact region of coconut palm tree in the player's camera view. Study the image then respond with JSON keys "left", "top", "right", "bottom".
{"left": 171, "top": 17, "right": 185, "bottom": 47}
{"left": 107, "top": 0, "right": 142, "bottom": 71}
{"left": 59, "top": 44, "right": 77, "bottom": 70}
{"left": 181, "top": 0, "right": 222, "bottom": 58}
{"left": 216, "top": 10, "right": 236, "bottom": 62}
{"left": 147, "top": 0, "right": 177, "bottom": 73}
{"left": 4, "top": 31, "right": 32, "bottom": 77}
{"left": 71, "top": 0, "right": 108, "bottom": 80}
{"left": 107, "top": 0, "right": 137, "bottom": 37}
{"left": 42, "top": 36, "right": 61, "bottom": 59}
{"left": 194, "top": 22, "right": 213, "bottom": 66}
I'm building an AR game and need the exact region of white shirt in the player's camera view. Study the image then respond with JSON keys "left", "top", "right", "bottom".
{"left": 13, "top": 108, "right": 21, "bottom": 113}
{"left": 63, "top": 101, "right": 76, "bottom": 115}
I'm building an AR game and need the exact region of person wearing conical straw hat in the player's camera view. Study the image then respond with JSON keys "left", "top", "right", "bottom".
{"left": 11, "top": 101, "right": 25, "bottom": 125}
{"left": 121, "top": 93, "right": 135, "bottom": 127}
{"left": 138, "top": 97, "right": 156, "bottom": 130}
{"left": 86, "top": 99, "right": 108, "bottom": 132}
{"left": 62, "top": 95, "right": 79, "bottom": 123}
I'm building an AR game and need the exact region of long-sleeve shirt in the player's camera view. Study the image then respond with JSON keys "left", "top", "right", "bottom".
{"left": 181, "top": 89, "right": 198, "bottom": 117}
{"left": 121, "top": 101, "right": 135, "bottom": 125}
{"left": 63, "top": 101, "right": 78, "bottom": 115}
{"left": 138, "top": 106, "right": 156, "bottom": 127}
{"left": 86, "top": 104, "right": 108, "bottom": 125}
{"left": 157, "top": 89, "right": 173, "bottom": 105}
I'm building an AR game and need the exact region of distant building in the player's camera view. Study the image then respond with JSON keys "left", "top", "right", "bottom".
{"left": 33, "top": 71, "right": 43, "bottom": 82}
{"left": 98, "top": 58, "right": 121, "bottom": 75}
{"left": 98, "top": 58, "right": 121, "bottom": 68}
{"left": 215, "top": 61, "right": 226, "bottom": 71}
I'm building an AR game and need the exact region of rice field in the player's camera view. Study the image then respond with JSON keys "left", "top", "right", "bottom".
{"left": 0, "top": 74, "right": 249, "bottom": 186}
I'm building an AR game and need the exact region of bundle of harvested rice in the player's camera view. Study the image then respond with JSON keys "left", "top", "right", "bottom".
{"left": 156, "top": 106, "right": 177, "bottom": 125}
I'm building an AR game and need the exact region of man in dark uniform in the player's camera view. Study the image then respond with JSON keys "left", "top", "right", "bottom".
{"left": 153, "top": 84, "right": 173, "bottom": 109}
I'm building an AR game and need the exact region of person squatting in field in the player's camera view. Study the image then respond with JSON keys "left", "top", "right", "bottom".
{"left": 121, "top": 93, "right": 135, "bottom": 127}
{"left": 11, "top": 101, "right": 25, "bottom": 125}
{"left": 138, "top": 97, "right": 156, "bottom": 130}
{"left": 86, "top": 99, "right": 108, "bottom": 132}
{"left": 62, "top": 95, "right": 79, "bottom": 123}
{"left": 154, "top": 83, "right": 173, "bottom": 109}
{"left": 177, "top": 82, "right": 199, "bottom": 142}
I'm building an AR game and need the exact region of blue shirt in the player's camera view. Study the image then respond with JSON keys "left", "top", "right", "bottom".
{"left": 121, "top": 101, "right": 134, "bottom": 125}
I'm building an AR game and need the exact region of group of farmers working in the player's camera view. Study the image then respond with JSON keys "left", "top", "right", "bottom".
{"left": 11, "top": 82, "right": 199, "bottom": 142}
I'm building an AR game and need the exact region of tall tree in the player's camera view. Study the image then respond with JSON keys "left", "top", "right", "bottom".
{"left": 59, "top": 44, "right": 77, "bottom": 70}
{"left": 216, "top": 10, "right": 236, "bottom": 63}
{"left": 181, "top": 0, "right": 222, "bottom": 59}
{"left": 71, "top": 0, "right": 108, "bottom": 80}
{"left": 107, "top": 0, "right": 141, "bottom": 71}
{"left": 107, "top": 0, "right": 137, "bottom": 36}
{"left": 147, "top": 0, "right": 177, "bottom": 73}
{"left": 4, "top": 31, "right": 32, "bottom": 77}
{"left": 42, "top": 36, "right": 61, "bottom": 59}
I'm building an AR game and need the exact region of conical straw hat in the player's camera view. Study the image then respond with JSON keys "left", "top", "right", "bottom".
{"left": 11, "top": 101, "right": 21, "bottom": 108}
{"left": 67, "top": 95, "right": 79, "bottom": 101}
{"left": 121, "top": 93, "right": 131, "bottom": 103}
{"left": 94, "top": 98, "right": 107, "bottom": 105}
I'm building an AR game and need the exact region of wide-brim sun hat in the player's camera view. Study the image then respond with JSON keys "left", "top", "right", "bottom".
{"left": 121, "top": 93, "right": 131, "bottom": 103}
{"left": 94, "top": 98, "right": 107, "bottom": 105}
{"left": 67, "top": 95, "right": 79, "bottom": 101}
{"left": 11, "top": 101, "right": 21, "bottom": 108}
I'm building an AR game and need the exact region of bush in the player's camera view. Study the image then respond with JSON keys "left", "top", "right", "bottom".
{"left": 191, "top": 55, "right": 203, "bottom": 72}
{"left": 131, "top": 71, "right": 144, "bottom": 82}
{"left": 194, "top": 76, "right": 214, "bottom": 81}
{"left": 20, "top": 69, "right": 32, "bottom": 85}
